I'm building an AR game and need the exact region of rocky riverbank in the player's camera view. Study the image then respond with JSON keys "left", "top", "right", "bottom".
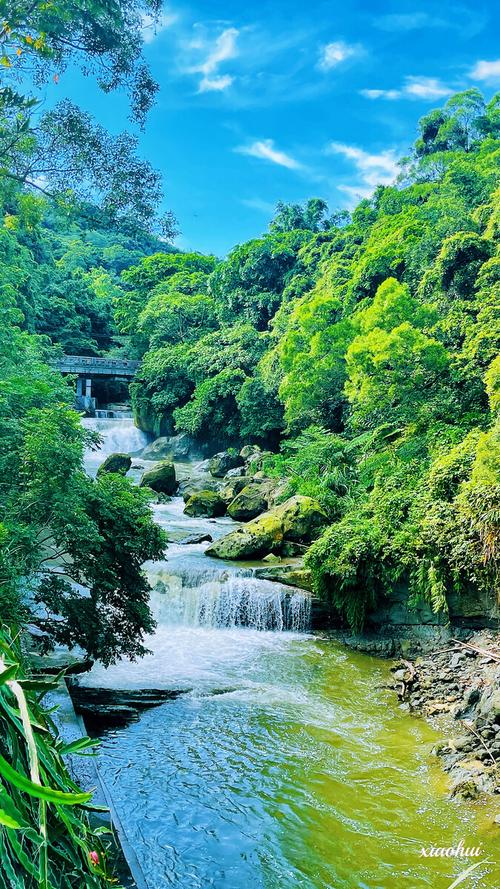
{"left": 390, "top": 631, "right": 500, "bottom": 802}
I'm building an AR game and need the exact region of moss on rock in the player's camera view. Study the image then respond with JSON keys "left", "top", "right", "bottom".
{"left": 184, "top": 490, "right": 227, "bottom": 517}
{"left": 96, "top": 453, "right": 132, "bottom": 476}
{"left": 139, "top": 461, "right": 177, "bottom": 495}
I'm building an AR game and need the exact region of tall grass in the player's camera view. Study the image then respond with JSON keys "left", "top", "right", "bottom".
{"left": 0, "top": 627, "right": 119, "bottom": 888}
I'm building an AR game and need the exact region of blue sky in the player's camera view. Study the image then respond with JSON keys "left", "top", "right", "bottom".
{"left": 49, "top": 0, "right": 500, "bottom": 255}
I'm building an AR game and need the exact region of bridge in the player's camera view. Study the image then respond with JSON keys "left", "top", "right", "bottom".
{"left": 54, "top": 355, "right": 140, "bottom": 411}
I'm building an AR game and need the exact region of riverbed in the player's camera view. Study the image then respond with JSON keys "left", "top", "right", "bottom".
{"left": 80, "top": 418, "right": 499, "bottom": 889}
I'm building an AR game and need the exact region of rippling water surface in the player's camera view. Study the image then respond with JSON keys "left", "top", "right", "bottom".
{"left": 83, "top": 419, "right": 499, "bottom": 889}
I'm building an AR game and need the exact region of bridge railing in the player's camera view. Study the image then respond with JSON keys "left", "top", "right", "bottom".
{"left": 53, "top": 356, "right": 140, "bottom": 375}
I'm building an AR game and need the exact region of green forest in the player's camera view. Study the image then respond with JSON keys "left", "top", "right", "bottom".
{"left": 4, "top": 91, "right": 498, "bottom": 636}
{"left": 0, "top": 0, "right": 499, "bottom": 886}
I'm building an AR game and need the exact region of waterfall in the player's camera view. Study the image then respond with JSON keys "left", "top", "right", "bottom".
{"left": 148, "top": 568, "right": 311, "bottom": 633}
{"left": 81, "top": 415, "right": 312, "bottom": 636}
{"left": 82, "top": 417, "right": 150, "bottom": 457}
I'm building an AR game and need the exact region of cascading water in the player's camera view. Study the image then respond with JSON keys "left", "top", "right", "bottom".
{"left": 78, "top": 418, "right": 499, "bottom": 889}
{"left": 82, "top": 416, "right": 150, "bottom": 456}
{"left": 148, "top": 569, "right": 311, "bottom": 632}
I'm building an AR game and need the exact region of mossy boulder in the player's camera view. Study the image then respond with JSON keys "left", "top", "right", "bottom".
{"left": 206, "top": 512, "right": 284, "bottom": 560}
{"left": 275, "top": 495, "right": 327, "bottom": 542}
{"left": 206, "top": 495, "right": 326, "bottom": 560}
{"left": 219, "top": 476, "right": 272, "bottom": 505}
{"left": 209, "top": 450, "right": 244, "bottom": 478}
{"left": 245, "top": 450, "right": 273, "bottom": 472}
{"left": 219, "top": 477, "right": 249, "bottom": 503}
{"left": 240, "top": 444, "right": 261, "bottom": 460}
{"left": 184, "top": 490, "right": 227, "bottom": 518}
{"left": 139, "top": 461, "right": 177, "bottom": 495}
{"left": 227, "top": 485, "right": 268, "bottom": 521}
{"left": 179, "top": 477, "right": 219, "bottom": 502}
{"left": 96, "top": 453, "right": 132, "bottom": 476}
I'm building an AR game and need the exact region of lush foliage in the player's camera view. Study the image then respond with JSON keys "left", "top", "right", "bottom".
{"left": 0, "top": 627, "right": 120, "bottom": 887}
{"left": 0, "top": 0, "right": 176, "bottom": 234}
{"left": 126, "top": 90, "right": 499, "bottom": 629}
{"left": 0, "top": 285, "right": 166, "bottom": 663}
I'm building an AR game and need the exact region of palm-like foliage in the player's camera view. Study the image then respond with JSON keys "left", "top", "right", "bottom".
{"left": 0, "top": 627, "right": 118, "bottom": 888}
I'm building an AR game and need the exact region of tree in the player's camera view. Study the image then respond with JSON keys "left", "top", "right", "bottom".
{"left": 0, "top": 0, "right": 162, "bottom": 123}
{"left": 0, "top": 2, "right": 176, "bottom": 234}
{"left": 116, "top": 252, "right": 216, "bottom": 337}
{"left": 0, "top": 295, "right": 166, "bottom": 663}
{"left": 415, "top": 90, "right": 491, "bottom": 157}
{"left": 269, "top": 198, "right": 348, "bottom": 233}
{"left": 209, "top": 231, "right": 309, "bottom": 329}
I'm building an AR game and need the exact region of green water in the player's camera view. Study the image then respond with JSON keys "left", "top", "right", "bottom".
{"left": 91, "top": 629, "right": 499, "bottom": 889}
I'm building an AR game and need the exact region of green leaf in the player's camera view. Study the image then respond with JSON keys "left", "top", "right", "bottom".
{"left": 0, "top": 791, "right": 29, "bottom": 829}
{"left": 0, "top": 665, "right": 18, "bottom": 685}
{"left": 0, "top": 755, "right": 93, "bottom": 805}
{"left": 59, "top": 737, "right": 99, "bottom": 755}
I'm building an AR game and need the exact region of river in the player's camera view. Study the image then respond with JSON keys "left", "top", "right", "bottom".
{"left": 79, "top": 417, "right": 499, "bottom": 889}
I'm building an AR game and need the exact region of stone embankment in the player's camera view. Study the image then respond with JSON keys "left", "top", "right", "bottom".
{"left": 390, "top": 631, "right": 500, "bottom": 801}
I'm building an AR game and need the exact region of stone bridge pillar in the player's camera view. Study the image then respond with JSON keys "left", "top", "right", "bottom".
{"left": 75, "top": 376, "right": 95, "bottom": 413}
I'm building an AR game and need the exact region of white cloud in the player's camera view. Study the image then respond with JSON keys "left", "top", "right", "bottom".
{"left": 187, "top": 26, "right": 239, "bottom": 93}
{"left": 404, "top": 76, "right": 453, "bottom": 99}
{"left": 361, "top": 76, "right": 452, "bottom": 102}
{"left": 375, "top": 13, "right": 444, "bottom": 31}
{"left": 361, "top": 88, "right": 401, "bottom": 100}
{"left": 318, "top": 40, "right": 359, "bottom": 71}
{"left": 470, "top": 59, "right": 500, "bottom": 81}
{"left": 141, "top": 11, "right": 178, "bottom": 44}
{"left": 235, "top": 139, "right": 301, "bottom": 170}
{"left": 199, "top": 74, "right": 234, "bottom": 93}
{"left": 196, "top": 27, "right": 239, "bottom": 75}
{"left": 337, "top": 184, "right": 373, "bottom": 204}
{"left": 328, "top": 143, "right": 399, "bottom": 199}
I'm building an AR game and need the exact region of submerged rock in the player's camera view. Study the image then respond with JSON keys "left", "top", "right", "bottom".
{"left": 184, "top": 490, "right": 227, "bottom": 518}
{"left": 227, "top": 484, "right": 268, "bottom": 521}
{"left": 178, "top": 532, "right": 213, "bottom": 545}
{"left": 139, "top": 461, "right": 177, "bottom": 495}
{"left": 209, "top": 450, "right": 244, "bottom": 478}
{"left": 96, "top": 453, "right": 132, "bottom": 476}
{"left": 206, "top": 495, "right": 327, "bottom": 560}
{"left": 69, "top": 685, "right": 185, "bottom": 728}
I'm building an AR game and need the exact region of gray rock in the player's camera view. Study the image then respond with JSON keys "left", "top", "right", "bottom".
{"left": 209, "top": 451, "right": 244, "bottom": 478}
{"left": 225, "top": 466, "right": 246, "bottom": 478}
{"left": 227, "top": 485, "right": 268, "bottom": 521}
{"left": 139, "top": 461, "right": 177, "bottom": 495}
{"left": 178, "top": 533, "right": 213, "bottom": 545}
{"left": 141, "top": 433, "right": 198, "bottom": 461}
{"left": 240, "top": 444, "right": 261, "bottom": 460}
{"left": 479, "top": 686, "right": 500, "bottom": 721}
